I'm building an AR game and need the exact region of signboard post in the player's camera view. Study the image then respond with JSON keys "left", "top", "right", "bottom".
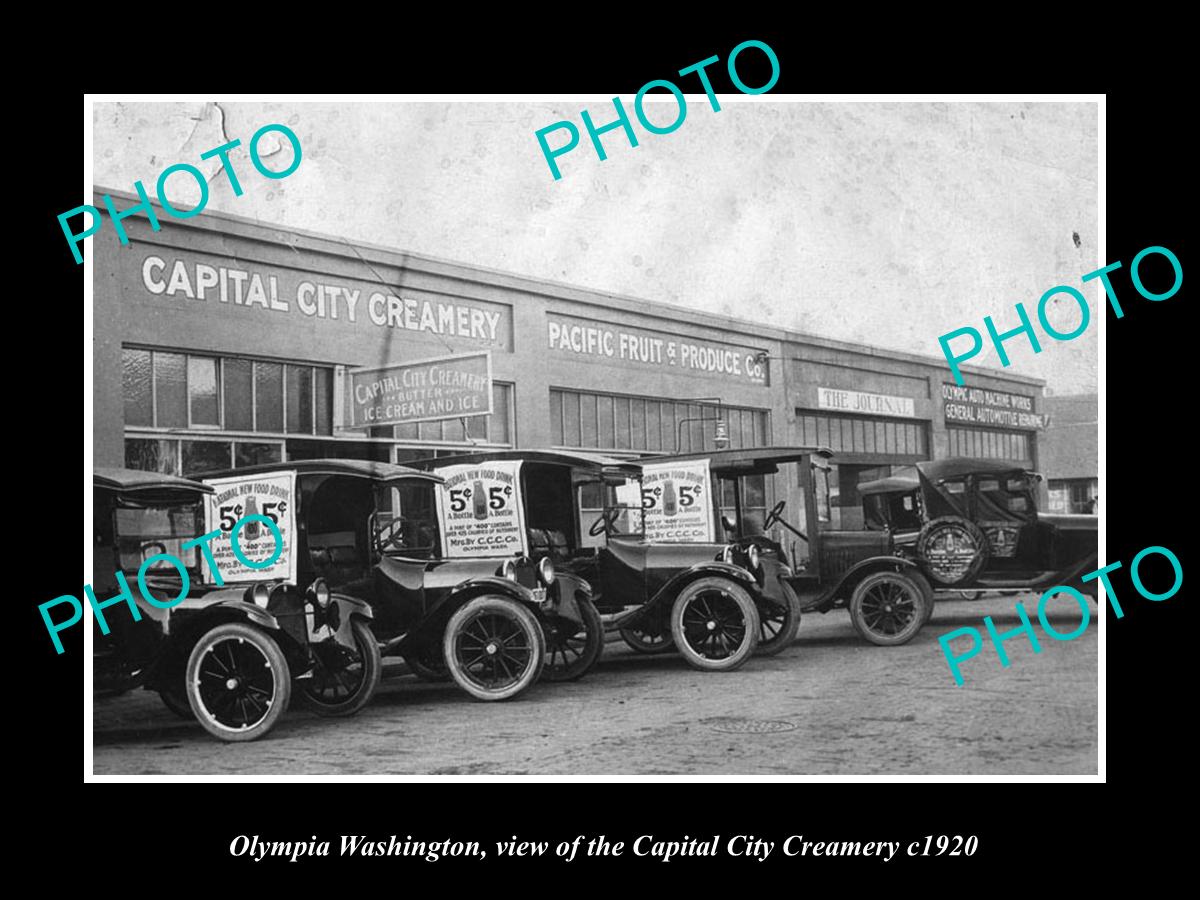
{"left": 201, "top": 471, "right": 297, "bottom": 583}
{"left": 640, "top": 460, "right": 715, "bottom": 543}
{"left": 346, "top": 352, "right": 492, "bottom": 429}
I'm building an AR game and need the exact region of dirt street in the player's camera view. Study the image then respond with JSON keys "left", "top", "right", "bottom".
{"left": 91, "top": 593, "right": 1098, "bottom": 776}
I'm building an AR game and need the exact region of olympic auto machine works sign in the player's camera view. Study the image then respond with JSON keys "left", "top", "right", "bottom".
{"left": 202, "top": 471, "right": 297, "bottom": 583}
{"left": 345, "top": 352, "right": 492, "bottom": 429}
{"left": 434, "top": 461, "right": 527, "bottom": 558}
{"left": 641, "top": 460, "right": 715, "bottom": 543}
{"left": 941, "top": 383, "right": 1046, "bottom": 430}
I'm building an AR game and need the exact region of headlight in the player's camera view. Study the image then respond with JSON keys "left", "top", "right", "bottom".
{"left": 309, "top": 577, "right": 331, "bottom": 609}
{"left": 537, "top": 556, "right": 555, "bottom": 586}
{"left": 501, "top": 559, "right": 517, "bottom": 581}
{"left": 747, "top": 544, "right": 760, "bottom": 570}
{"left": 251, "top": 583, "right": 271, "bottom": 608}
{"left": 721, "top": 545, "right": 734, "bottom": 564}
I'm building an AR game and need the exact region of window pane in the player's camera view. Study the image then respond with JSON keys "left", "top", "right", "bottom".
{"left": 286, "top": 365, "right": 313, "bottom": 434}
{"left": 466, "top": 409, "right": 487, "bottom": 440}
{"left": 756, "top": 411, "right": 768, "bottom": 446}
{"left": 491, "top": 383, "right": 511, "bottom": 444}
{"left": 443, "top": 416, "right": 466, "bottom": 443}
{"left": 645, "top": 401, "right": 661, "bottom": 451}
{"left": 395, "top": 423, "right": 419, "bottom": 440}
{"left": 154, "top": 352, "right": 187, "bottom": 428}
{"left": 564, "top": 391, "right": 581, "bottom": 446}
{"left": 314, "top": 368, "right": 333, "bottom": 436}
{"left": 125, "top": 437, "right": 178, "bottom": 475}
{"left": 915, "top": 425, "right": 926, "bottom": 456}
{"left": 598, "top": 395, "right": 614, "bottom": 448}
{"left": 550, "top": 390, "right": 564, "bottom": 445}
{"left": 181, "top": 440, "right": 231, "bottom": 476}
{"left": 631, "top": 399, "right": 646, "bottom": 450}
{"left": 223, "top": 358, "right": 253, "bottom": 431}
{"left": 614, "top": 396, "right": 630, "bottom": 450}
{"left": 255, "top": 362, "right": 283, "bottom": 432}
{"left": 418, "top": 420, "right": 442, "bottom": 442}
{"left": 852, "top": 419, "right": 865, "bottom": 453}
{"left": 188, "top": 356, "right": 220, "bottom": 426}
{"left": 863, "top": 419, "right": 876, "bottom": 454}
{"left": 235, "top": 442, "right": 282, "bottom": 467}
{"left": 123, "top": 348, "right": 153, "bottom": 427}
{"left": 581, "top": 394, "right": 598, "bottom": 447}
{"left": 817, "top": 417, "right": 830, "bottom": 449}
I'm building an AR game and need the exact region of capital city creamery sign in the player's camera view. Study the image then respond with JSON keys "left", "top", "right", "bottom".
{"left": 347, "top": 353, "right": 492, "bottom": 428}
{"left": 139, "top": 253, "right": 512, "bottom": 349}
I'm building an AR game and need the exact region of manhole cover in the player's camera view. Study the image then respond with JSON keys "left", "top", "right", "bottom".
{"left": 707, "top": 718, "right": 796, "bottom": 734}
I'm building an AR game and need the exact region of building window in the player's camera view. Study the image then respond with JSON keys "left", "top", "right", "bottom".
{"left": 390, "top": 382, "right": 515, "bottom": 448}
{"left": 552, "top": 388, "right": 769, "bottom": 454}
{"left": 125, "top": 436, "right": 284, "bottom": 477}
{"left": 796, "top": 411, "right": 928, "bottom": 459}
{"left": 947, "top": 426, "right": 1032, "bottom": 464}
{"left": 122, "top": 346, "right": 333, "bottom": 436}
{"left": 1048, "top": 478, "right": 1098, "bottom": 514}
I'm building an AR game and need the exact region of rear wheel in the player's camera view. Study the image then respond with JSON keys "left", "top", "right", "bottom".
{"left": 158, "top": 685, "right": 193, "bottom": 720}
{"left": 849, "top": 571, "right": 929, "bottom": 646}
{"left": 619, "top": 618, "right": 674, "bottom": 654}
{"left": 756, "top": 591, "right": 802, "bottom": 656}
{"left": 443, "top": 596, "right": 545, "bottom": 701}
{"left": 185, "top": 622, "right": 291, "bottom": 742}
{"left": 542, "top": 597, "right": 604, "bottom": 682}
{"left": 298, "top": 618, "right": 381, "bottom": 717}
{"left": 405, "top": 643, "right": 451, "bottom": 682}
{"left": 670, "top": 578, "right": 760, "bottom": 672}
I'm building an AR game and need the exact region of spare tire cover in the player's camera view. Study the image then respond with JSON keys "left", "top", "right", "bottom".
{"left": 916, "top": 516, "right": 988, "bottom": 586}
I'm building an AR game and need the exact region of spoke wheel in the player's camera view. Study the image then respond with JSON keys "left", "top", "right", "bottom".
{"left": 185, "top": 622, "right": 291, "bottom": 742}
{"left": 406, "top": 643, "right": 452, "bottom": 682}
{"left": 849, "top": 571, "right": 929, "bottom": 646}
{"left": 298, "top": 618, "right": 381, "bottom": 717}
{"left": 443, "top": 596, "right": 545, "bottom": 701}
{"left": 542, "top": 597, "right": 604, "bottom": 682}
{"left": 670, "top": 577, "right": 760, "bottom": 672}
{"left": 619, "top": 619, "right": 675, "bottom": 655}
{"left": 755, "top": 590, "right": 802, "bottom": 657}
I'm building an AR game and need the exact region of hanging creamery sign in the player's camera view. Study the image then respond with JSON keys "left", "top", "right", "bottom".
{"left": 138, "top": 253, "right": 512, "bottom": 349}
{"left": 347, "top": 352, "right": 493, "bottom": 428}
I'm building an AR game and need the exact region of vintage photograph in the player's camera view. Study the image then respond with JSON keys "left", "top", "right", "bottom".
{"left": 87, "top": 98, "right": 1099, "bottom": 775}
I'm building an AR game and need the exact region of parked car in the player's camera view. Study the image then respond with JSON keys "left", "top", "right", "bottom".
{"left": 649, "top": 447, "right": 935, "bottom": 646}
{"left": 424, "top": 449, "right": 769, "bottom": 672}
{"left": 858, "top": 458, "right": 1098, "bottom": 598}
{"left": 198, "top": 459, "right": 557, "bottom": 702}
{"left": 406, "top": 451, "right": 609, "bottom": 683}
{"left": 93, "top": 467, "right": 372, "bottom": 742}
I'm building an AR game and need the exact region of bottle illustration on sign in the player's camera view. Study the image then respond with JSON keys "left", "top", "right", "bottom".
{"left": 473, "top": 480, "right": 488, "bottom": 520}
{"left": 663, "top": 479, "right": 678, "bottom": 517}
{"left": 243, "top": 496, "right": 261, "bottom": 539}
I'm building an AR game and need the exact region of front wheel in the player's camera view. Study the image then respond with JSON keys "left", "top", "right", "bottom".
{"left": 298, "top": 618, "right": 382, "bottom": 717}
{"left": 849, "top": 571, "right": 929, "bottom": 646}
{"left": 756, "top": 591, "right": 802, "bottom": 657}
{"left": 185, "top": 622, "right": 291, "bottom": 742}
{"left": 670, "top": 578, "right": 760, "bottom": 672}
{"left": 444, "top": 597, "right": 545, "bottom": 701}
{"left": 542, "top": 597, "right": 604, "bottom": 682}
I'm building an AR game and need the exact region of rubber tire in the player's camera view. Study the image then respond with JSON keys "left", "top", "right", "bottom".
{"left": 957, "top": 590, "right": 983, "bottom": 601}
{"left": 542, "top": 597, "right": 605, "bottom": 682}
{"left": 849, "top": 571, "right": 930, "bottom": 647}
{"left": 298, "top": 618, "right": 381, "bottom": 717}
{"left": 916, "top": 515, "right": 989, "bottom": 587}
{"left": 405, "top": 644, "right": 452, "bottom": 682}
{"left": 910, "top": 569, "right": 936, "bottom": 625}
{"left": 756, "top": 591, "right": 802, "bottom": 657}
{"left": 158, "top": 685, "right": 194, "bottom": 720}
{"left": 443, "top": 596, "right": 546, "bottom": 701}
{"left": 185, "top": 622, "right": 291, "bottom": 742}
{"left": 619, "top": 620, "right": 675, "bottom": 655}
{"left": 670, "top": 577, "right": 760, "bottom": 672}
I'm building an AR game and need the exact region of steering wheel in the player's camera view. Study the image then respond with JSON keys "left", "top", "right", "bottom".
{"left": 373, "top": 517, "right": 406, "bottom": 552}
{"left": 589, "top": 508, "right": 619, "bottom": 537}
{"left": 762, "top": 501, "right": 787, "bottom": 532}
